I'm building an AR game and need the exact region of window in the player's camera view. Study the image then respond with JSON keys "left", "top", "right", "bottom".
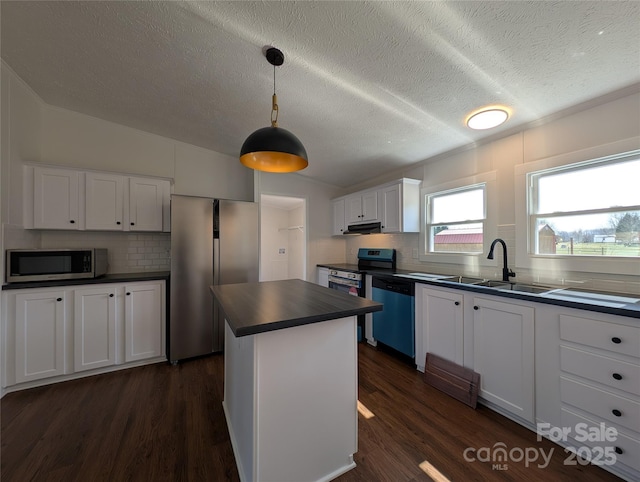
{"left": 426, "top": 184, "right": 486, "bottom": 253}
{"left": 528, "top": 150, "right": 640, "bottom": 258}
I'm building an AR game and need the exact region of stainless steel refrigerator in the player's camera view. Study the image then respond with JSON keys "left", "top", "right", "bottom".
{"left": 169, "top": 195, "right": 258, "bottom": 362}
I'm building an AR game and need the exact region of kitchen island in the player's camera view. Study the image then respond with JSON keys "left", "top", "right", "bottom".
{"left": 210, "top": 279, "right": 382, "bottom": 482}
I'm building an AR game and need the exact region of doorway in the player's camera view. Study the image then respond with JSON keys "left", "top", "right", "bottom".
{"left": 260, "top": 194, "right": 306, "bottom": 282}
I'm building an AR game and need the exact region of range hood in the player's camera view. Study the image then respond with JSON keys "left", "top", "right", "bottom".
{"left": 343, "top": 222, "right": 382, "bottom": 235}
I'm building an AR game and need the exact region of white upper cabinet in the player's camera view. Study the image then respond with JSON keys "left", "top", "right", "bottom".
{"left": 24, "top": 165, "right": 171, "bottom": 232}
{"left": 33, "top": 167, "right": 80, "bottom": 229}
{"left": 380, "top": 179, "right": 420, "bottom": 233}
{"left": 129, "top": 177, "right": 165, "bottom": 231}
{"left": 85, "top": 172, "right": 125, "bottom": 230}
{"left": 331, "top": 178, "right": 420, "bottom": 234}
{"left": 331, "top": 199, "right": 346, "bottom": 236}
{"left": 345, "top": 190, "right": 379, "bottom": 224}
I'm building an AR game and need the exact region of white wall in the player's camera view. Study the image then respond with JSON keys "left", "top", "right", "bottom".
{"left": 260, "top": 204, "right": 290, "bottom": 281}
{"left": 256, "top": 172, "right": 346, "bottom": 283}
{"left": 288, "top": 205, "right": 305, "bottom": 280}
{"left": 346, "top": 90, "right": 640, "bottom": 294}
{"left": 40, "top": 105, "right": 253, "bottom": 200}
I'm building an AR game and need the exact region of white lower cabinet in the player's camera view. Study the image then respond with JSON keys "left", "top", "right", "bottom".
{"left": 317, "top": 267, "right": 329, "bottom": 288}
{"left": 414, "top": 283, "right": 639, "bottom": 481}
{"left": 124, "top": 283, "right": 163, "bottom": 362}
{"left": 555, "top": 310, "right": 640, "bottom": 481}
{"left": 14, "top": 290, "right": 67, "bottom": 383}
{"left": 472, "top": 295, "right": 535, "bottom": 423}
{"left": 415, "top": 285, "right": 463, "bottom": 371}
{"left": 74, "top": 286, "right": 117, "bottom": 372}
{"left": 2, "top": 280, "right": 166, "bottom": 391}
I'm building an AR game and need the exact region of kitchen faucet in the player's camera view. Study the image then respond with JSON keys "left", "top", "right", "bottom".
{"left": 487, "top": 238, "right": 515, "bottom": 282}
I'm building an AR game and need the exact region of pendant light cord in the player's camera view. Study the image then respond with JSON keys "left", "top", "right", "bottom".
{"left": 271, "top": 64, "right": 279, "bottom": 127}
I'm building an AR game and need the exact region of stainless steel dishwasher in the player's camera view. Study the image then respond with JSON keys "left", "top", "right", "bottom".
{"left": 371, "top": 275, "right": 415, "bottom": 358}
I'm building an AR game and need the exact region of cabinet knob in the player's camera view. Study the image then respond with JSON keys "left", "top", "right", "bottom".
{"left": 612, "top": 409, "right": 622, "bottom": 417}
{"left": 473, "top": 305, "right": 479, "bottom": 310}
{"left": 614, "top": 446, "right": 624, "bottom": 455}
{"left": 131, "top": 222, "right": 135, "bottom": 226}
{"left": 611, "top": 337, "right": 622, "bottom": 344}
{"left": 109, "top": 293, "right": 114, "bottom": 297}
{"left": 56, "top": 297, "right": 62, "bottom": 302}
{"left": 612, "top": 373, "right": 623, "bottom": 381}
{"left": 126, "top": 292, "right": 131, "bottom": 296}
{"left": 454, "top": 301, "right": 460, "bottom": 306}
{"left": 116, "top": 221, "right": 121, "bottom": 225}
{"left": 69, "top": 220, "right": 75, "bottom": 224}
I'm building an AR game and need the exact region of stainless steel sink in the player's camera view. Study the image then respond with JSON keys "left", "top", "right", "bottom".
{"left": 440, "top": 276, "right": 486, "bottom": 285}
{"left": 430, "top": 275, "right": 555, "bottom": 294}
{"left": 477, "top": 280, "right": 553, "bottom": 294}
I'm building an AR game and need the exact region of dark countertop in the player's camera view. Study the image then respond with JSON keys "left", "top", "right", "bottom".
{"left": 2, "top": 271, "right": 170, "bottom": 290}
{"left": 210, "top": 279, "right": 383, "bottom": 337}
{"left": 317, "top": 263, "right": 363, "bottom": 273}
{"left": 317, "top": 263, "right": 639, "bottom": 319}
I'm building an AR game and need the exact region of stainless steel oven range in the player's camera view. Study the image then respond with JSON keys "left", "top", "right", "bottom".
{"left": 326, "top": 248, "right": 397, "bottom": 341}
{"left": 328, "top": 269, "right": 364, "bottom": 340}
{"left": 328, "top": 270, "right": 363, "bottom": 296}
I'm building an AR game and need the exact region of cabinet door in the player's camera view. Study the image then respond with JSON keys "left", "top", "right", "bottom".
{"left": 361, "top": 190, "right": 378, "bottom": 222}
{"left": 33, "top": 167, "right": 80, "bottom": 229}
{"left": 417, "top": 286, "right": 463, "bottom": 369}
{"left": 129, "top": 177, "right": 166, "bottom": 231}
{"left": 332, "top": 199, "right": 346, "bottom": 235}
{"left": 85, "top": 172, "right": 124, "bottom": 230}
{"left": 124, "top": 283, "right": 163, "bottom": 362}
{"left": 317, "top": 267, "right": 330, "bottom": 287}
{"left": 74, "top": 286, "right": 117, "bottom": 372}
{"left": 381, "top": 184, "right": 401, "bottom": 233}
{"left": 473, "top": 297, "right": 535, "bottom": 422}
{"left": 345, "top": 196, "right": 363, "bottom": 224}
{"left": 15, "top": 290, "right": 66, "bottom": 382}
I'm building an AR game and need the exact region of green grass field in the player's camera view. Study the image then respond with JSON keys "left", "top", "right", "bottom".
{"left": 555, "top": 243, "right": 640, "bottom": 257}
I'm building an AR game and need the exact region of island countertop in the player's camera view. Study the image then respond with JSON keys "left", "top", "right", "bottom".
{"left": 210, "top": 279, "right": 383, "bottom": 337}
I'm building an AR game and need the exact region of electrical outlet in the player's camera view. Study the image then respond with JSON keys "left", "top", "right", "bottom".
{"left": 412, "top": 248, "right": 419, "bottom": 259}
{"left": 279, "top": 248, "right": 286, "bottom": 254}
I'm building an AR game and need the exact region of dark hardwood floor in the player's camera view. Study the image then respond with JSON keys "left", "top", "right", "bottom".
{"left": 2, "top": 343, "right": 620, "bottom": 481}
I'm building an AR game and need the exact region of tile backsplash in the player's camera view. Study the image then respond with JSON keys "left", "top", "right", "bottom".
{"left": 40, "top": 231, "right": 170, "bottom": 273}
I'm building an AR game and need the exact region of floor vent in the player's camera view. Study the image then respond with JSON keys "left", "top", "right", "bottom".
{"left": 424, "top": 353, "right": 480, "bottom": 408}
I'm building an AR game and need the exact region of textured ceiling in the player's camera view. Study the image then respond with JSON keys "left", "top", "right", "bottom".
{"left": 2, "top": 1, "right": 639, "bottom": 187}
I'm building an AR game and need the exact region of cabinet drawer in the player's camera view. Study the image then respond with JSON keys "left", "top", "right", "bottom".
{"left": 561, "top": 408, "right": 640, "bottom": 472}
{"left": 560, "top": 315, "right": 640, "bottom": 358}
{"left": 561, "top": 346, "right": 640, "bottom": 396}
{"left": 561, "top": 377, "right": 640, "bottom": 433}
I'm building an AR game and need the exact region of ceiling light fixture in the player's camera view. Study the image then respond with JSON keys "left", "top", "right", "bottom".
{"left": 466, "top": 107, "right": 509, "bottom": 130}
{"left": 240, "top": 47, "right": 308, "bottom": 173}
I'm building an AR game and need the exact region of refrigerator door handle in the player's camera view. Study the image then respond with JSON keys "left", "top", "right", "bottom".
{"left": 213, "top": 238, "right": 220, "bottom": 286}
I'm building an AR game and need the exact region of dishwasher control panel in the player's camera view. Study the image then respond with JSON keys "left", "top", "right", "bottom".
{"left": 372, "top": 275, "right": 415, "bottom": 296}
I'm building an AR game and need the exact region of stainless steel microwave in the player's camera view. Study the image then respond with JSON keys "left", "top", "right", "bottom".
{"left": 6, "top": 248, "right": 108, "bottom": 283}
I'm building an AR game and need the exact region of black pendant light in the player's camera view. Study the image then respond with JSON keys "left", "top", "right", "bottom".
{"left": 240, "top": 47, "right": 308, "bottom": 173}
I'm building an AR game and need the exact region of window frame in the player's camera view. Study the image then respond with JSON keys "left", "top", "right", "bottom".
{"left": 419, "top": 171, "right": 497, "bottom": 265}
{"left": 515, "top": 143, "right": 640, "bottom": 276}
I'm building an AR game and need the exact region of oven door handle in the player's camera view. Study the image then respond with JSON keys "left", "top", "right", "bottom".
{"left": 328, "top": 275, "right": 361, "bottom": 287}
